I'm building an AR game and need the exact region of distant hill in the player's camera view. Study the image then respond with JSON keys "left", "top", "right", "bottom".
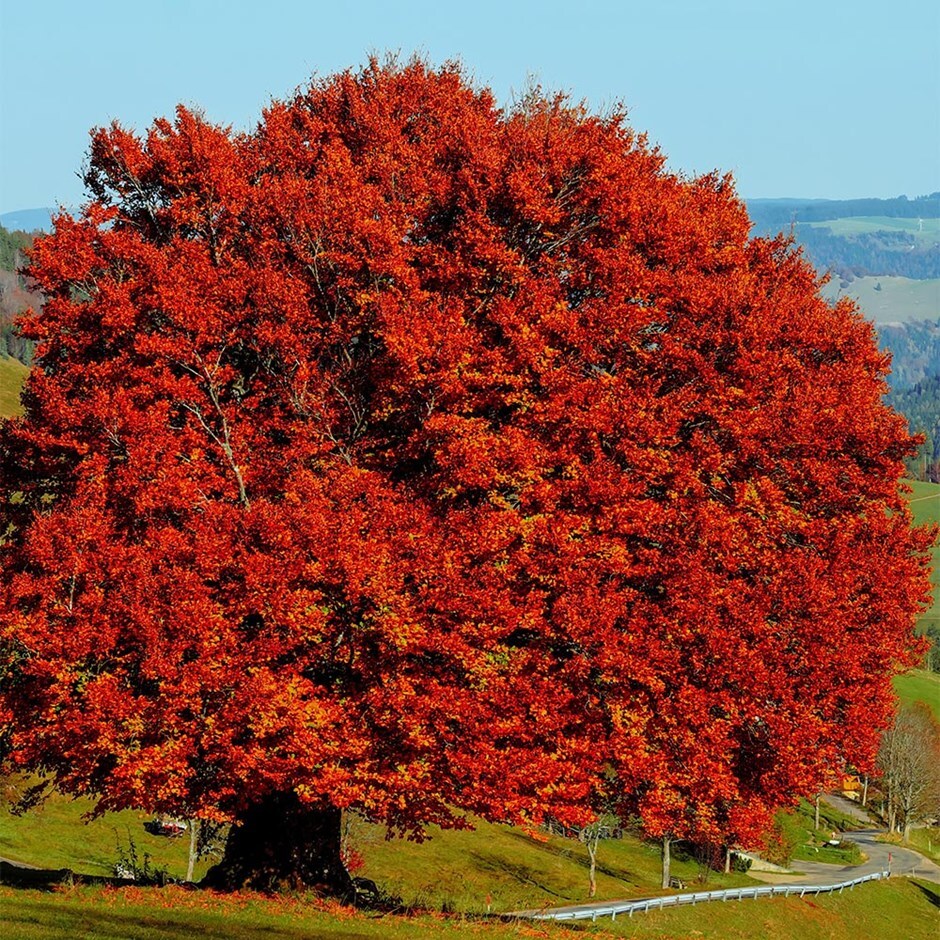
{"left": 822, "top": 276, "right": 940, "bottom": 326}
{"left": 747, "top": 196, "right": 940, "bottom": 482}
{"left": 0, "top": 224, "right": 38, "bottom": 364}
{"left": 747, "top": 196, "right": 940, "bottom": 281}
{"left": 747, "top": 193, "right": 940, "bottom": 228}
{"left": 0, "top": 208, "right": 53, "bottom": 233}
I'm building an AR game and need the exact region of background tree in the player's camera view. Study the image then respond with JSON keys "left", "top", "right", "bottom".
{"left": 877, "top": 703, "right": 940, "bottom": 840}
{"left": 0, "top": 224, "right": 39, "bottom": 365}
{"left": 577, "top": 811, "right": 619, "bottom": 898}
{"left": 0, "top": 58, "right": 932, "bottom": 895}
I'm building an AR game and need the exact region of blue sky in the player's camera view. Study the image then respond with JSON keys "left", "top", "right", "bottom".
{"left": 1, "top": 0, "right": 938, "bottom": 214}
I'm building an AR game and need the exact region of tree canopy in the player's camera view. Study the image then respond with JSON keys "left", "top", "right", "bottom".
{"left": 0, "top": 59, "right": 933, "bottom": 892}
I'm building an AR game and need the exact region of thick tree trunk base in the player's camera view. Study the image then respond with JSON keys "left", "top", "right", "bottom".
{"left": 202, "top": 793, "right": 353, "bottom": 897}
{"left": 661, "top": 836, "right": 672, "bottom": 890}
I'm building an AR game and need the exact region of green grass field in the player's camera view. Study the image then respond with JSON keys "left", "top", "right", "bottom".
{"left": 349, "top": 815, "right": 752, "bottom": 913}
{"left": 907, "top": 481, "right": 940, "bottom": 637}
{"left": 805, "top": 215, "right": 940, "bottom": 246}
{"left": 0, "top": 791, "right": 752, "bottom": 914}
{"left": 0, "top": 878, "right": 937, "bottom": 940}
{"left": 893, "top": 669, "right": 940, "bottom": 722}
{"left": 785, "top": 798, "right": 864, "bottom": 867}
{"left": 0, "top": 354, "right": 27, "bottom": 418}
{"left": 0, "top": 782, "right": 210, "bottom": 884}
{"left": 821, "top": 275, "right": 940, "bottom": 324}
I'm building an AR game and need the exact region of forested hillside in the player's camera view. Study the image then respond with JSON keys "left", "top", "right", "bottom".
{"left": 879, "top": 319, "right": 940, "bottom": 388}
{"left": 748, "top": 193, "right": 940, "bottom": 226}
{"left": 793, "top": 224, "right": 940, "bottom": 279}
{"left": 748, "top": 196, "right": 940, "bottom": 279}
{"left": 747, "top": 195, "right": 940, "bottom": 482}
{"left": 0, "top": 224, "right": 38, "bottom": 364}
{"left": 888, "top": 376, "right": 940, "bottom": 479}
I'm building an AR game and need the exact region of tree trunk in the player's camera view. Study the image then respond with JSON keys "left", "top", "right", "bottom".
{"left": 814, "top": 793, "right": 820, "bottom": 830}
{"left": 587, "top": 841, "right": 598, "bottom": 898}
{"left": 186, "top": 820, "right": 197, "bottom": 883}
{"left": 724, "top": 845, "right": 731, "bottom": 874}
{"left": 202, "top": 792, "right": 353, "bottom": 896}
{"left": 861, "top": 775, "right": 869, "bottom": 807}
{"left": 661, "top": 836, "right": 672, "bottom": 890}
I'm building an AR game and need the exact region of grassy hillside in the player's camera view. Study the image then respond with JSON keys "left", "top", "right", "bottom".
{"left": 893, "top": 670, "right": 940, "bottom": 722}
{"left": 0, "top": 354, "right": 27, "bottom": 418}
{"left": 0, "top": 879, "right": 937, "bottom": 939}
{"left": 908, "top": 481, "right": 940, "bottom": 638}
{"left": 807, "top": 215, "right": 940, "bottom": 247}
{"left": 349, "top": 815, "right": 751, "bottom": 913}
{"left": 0, "top": 788, "right": 751, "bottom": 913}
{"left": 0, "top": 783, "right": 211, "bottom": 884}
{"left": 821, "top": 275, "right": 940, "bottom": 324}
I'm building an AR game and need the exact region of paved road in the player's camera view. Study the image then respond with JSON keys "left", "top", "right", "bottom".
{"left": 748, "top": 794, "right": 940, "bottom": 887}
{"left": 822, "top": 792, "right": 876, "bottom": 824}
{"left": 749, "top": 829, "right": 940, "bottom": 887}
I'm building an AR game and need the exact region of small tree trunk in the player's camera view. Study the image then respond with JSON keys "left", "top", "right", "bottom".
{"left": 203, "top": 792, "right": 353, "bottom": 896}
{"left": 587, "top": 841, "right": 598, "bottom": 898}
{"left": 724, "top": 845, "right": 731, "bottom": 874}
{"left": 814, "top": 794, "right": 820, "bottom": 830}
{"left": 186, "top": 820, "right": 198, "bottom": 883}
{"left": 661, "top": 836, "right": 672, "bottom": 890}
{"left": 861, "top": 775, "right": 869, "bottom": 807}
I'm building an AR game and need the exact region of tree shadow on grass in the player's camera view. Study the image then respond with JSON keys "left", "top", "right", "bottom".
{"left": 467, "top": 851, "right": 572, "bottom": 899}
{"left": 911, "top": 879, "right": 940, "bottom": 909}
{"left": 498, "top": 829, "right": 640, "bottom": 887}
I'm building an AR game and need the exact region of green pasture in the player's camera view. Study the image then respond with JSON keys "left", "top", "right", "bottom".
{"left": 349, "top": 815, "right": 751, "bottom": 913}
{"left": 0, "top": 783, "right": 209, "bottom": 883}
{"left": 0, "top": 790, "right": 752, "bottom": 914}
{"left": 0, "top": 354, "right": 27, "bottom": 418}
{"left": 893, "top": 670, "right": 940, "bottom": 722}
{"left": 907, "top": 481, "right": 940, "bottom": 638}
{"left": 805, "top": 215, "right": 940, "bottom": 245}
{"left": 822, "top": 275, "right": 940, "bottom": 324}
{"left": 0, "top": 878, "right": 937, "bottom": 940}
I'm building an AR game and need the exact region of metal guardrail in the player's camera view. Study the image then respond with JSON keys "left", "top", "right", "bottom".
{"left": 529, "top": 870, "right": 890, "bottom": 922}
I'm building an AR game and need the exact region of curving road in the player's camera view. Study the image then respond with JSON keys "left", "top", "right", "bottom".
{"left": 748, "top": 828, "right": 940, "bottom": 887}
{"left": 748, "top": 794, "right": 940, "bottom": 886}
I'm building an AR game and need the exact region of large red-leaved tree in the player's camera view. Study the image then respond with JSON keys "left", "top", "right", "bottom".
{"left": 0, "top": 59, "right": 933, "bottom": 894}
